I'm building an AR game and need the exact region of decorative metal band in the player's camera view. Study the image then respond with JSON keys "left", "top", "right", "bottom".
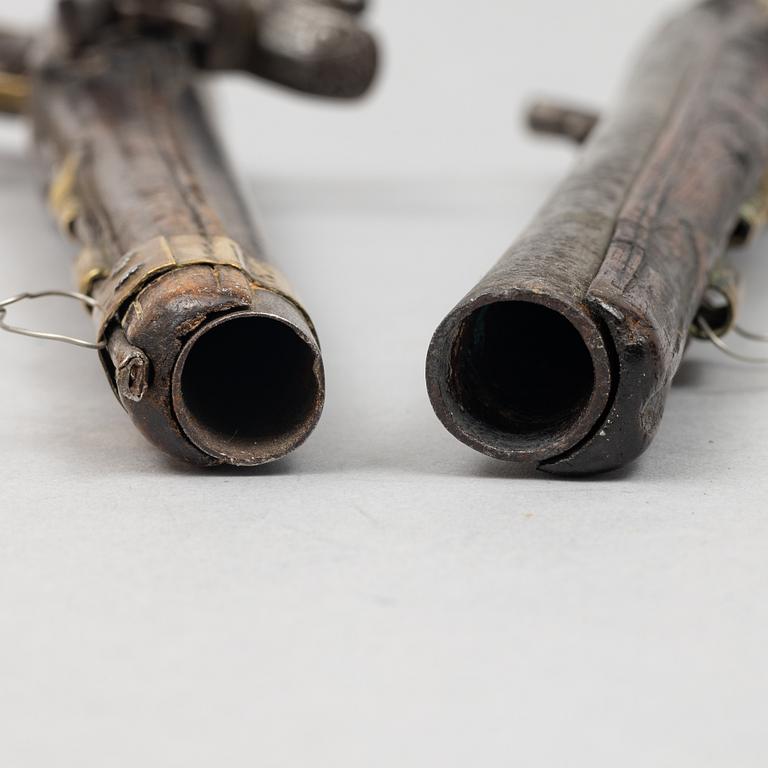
{"left": 81, "top": 234, "right": 300, "bottom": 338}
{"left": 0, "top": 71, "right": 29, "bottom": 115}
{"left": 48, "top": 152, "right": 81, "bottom": 237}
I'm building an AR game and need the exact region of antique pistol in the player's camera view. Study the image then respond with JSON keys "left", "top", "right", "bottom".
{"left": 426, "top": 0, "right": 768, "bottom": 475}
{"left": 0, "top": 0, "right": 376, "bottom": 466}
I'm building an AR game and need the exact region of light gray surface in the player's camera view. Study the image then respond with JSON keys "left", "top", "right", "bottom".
{"left": 2, "top": 1, "right": 768, "bottom": 766}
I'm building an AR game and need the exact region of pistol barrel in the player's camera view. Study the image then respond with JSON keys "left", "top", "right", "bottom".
{"left": 33, "top": 41, "right": 325, "bottom": 466}
{"left": 427, "top": 0, "right": 768, "bottom": 475}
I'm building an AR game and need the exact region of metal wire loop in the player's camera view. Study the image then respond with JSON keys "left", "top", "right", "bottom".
{"left": 697, "top": 316, "right": 768, "bottom": 365}
{"left": 0, "top": 290, "right": 105, "bottom": 350}
{"left": 734, "top": 325, "right": 768, "bottom": 343}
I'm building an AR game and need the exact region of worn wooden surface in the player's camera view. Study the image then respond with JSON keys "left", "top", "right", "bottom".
{"left": 427, "top": 0, "right": 768, "bottom": 475}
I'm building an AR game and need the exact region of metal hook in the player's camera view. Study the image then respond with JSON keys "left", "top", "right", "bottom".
{"left": 0, "top": 290, "right": 105, "bottom": 350}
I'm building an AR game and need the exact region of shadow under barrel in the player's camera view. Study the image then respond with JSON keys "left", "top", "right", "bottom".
{"left": 426, "top": 0, "right": 768, "bottom": 476}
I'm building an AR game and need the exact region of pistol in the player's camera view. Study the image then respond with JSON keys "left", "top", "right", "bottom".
{"left": 426, "top": 0, "right": 768, "bottom": 475}
{"left": 0, "top": 0, "right": 377, "bottom": 466}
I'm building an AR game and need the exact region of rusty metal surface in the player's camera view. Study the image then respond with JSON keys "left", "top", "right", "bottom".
{"left": 427, "top": 0, "right": 768, "bottom": 475}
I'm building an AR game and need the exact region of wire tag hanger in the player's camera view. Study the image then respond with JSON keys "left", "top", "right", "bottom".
{"left": 0, "top": 290, "right": 105, "bottom": 350}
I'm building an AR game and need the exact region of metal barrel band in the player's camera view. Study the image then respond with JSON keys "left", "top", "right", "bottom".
{"left": 86, "top": 235, "right": 304, "bottom": 340}
{"left": 0, "top": 290, "right": 106, "bottom": 350}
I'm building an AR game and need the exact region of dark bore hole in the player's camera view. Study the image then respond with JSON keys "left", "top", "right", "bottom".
{"left": 452, "top": 302, "right": 595, "bottom": 440}
{"left": 180, "top": 317, "right": 319, "bottom": 446}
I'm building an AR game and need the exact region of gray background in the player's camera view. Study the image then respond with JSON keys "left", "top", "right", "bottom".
{"left": 2, "top": 0, "right": 768, "bottom": 765}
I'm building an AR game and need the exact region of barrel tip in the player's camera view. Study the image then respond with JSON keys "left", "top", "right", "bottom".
{"left": 426, "top": 292, "right": 613, "bottom": 465}
{"left": 172, "top": 293, "right": 325, "bottom": 467}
